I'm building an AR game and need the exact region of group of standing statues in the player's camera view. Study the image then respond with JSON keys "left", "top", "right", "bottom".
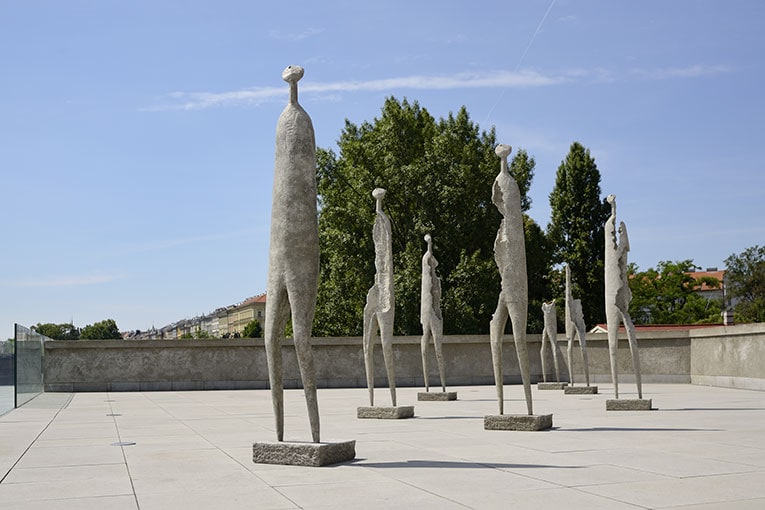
{"left": 263, "top": 65, "right": 645, "bottom": 444}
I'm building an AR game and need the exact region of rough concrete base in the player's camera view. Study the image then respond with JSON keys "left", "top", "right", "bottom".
{"left": 564, "top": 385, "right": 599, "bottom": 395}
{"left": 417, "top": 392, "right": 458, "bottom": 401}
{"left": 606, "top": 399, "right": 654, "bottom": 411}
{"left": 357, "top": 406, "right": 415, "bottom": 419}
{"left": 252, "top": 440, "right": 356, "bottom": 467}
{"left": 484, "top": 413, "right": 553, "bottom": 431}
{"left": 538, "top": 382, "right": 568, "bottom": 390}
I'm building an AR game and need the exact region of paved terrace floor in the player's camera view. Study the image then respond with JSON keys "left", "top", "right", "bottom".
{"left": 1, "top": 384, "right": 764, "bottom": 509}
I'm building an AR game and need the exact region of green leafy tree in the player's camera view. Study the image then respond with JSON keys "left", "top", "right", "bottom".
{"left": 314, "top": 97, "right": 548, "bottom": 335}
{"left": 242, "top": 319, "right": 263, "bottom": 338}
{"left": 80, "top": 319, "right": 122, "bottom": 340}
{"left": 547, "top": 142, "right": 610, "bottom": 328}
{"left": 629, "top": 260, "right": 722, "bottom": 324}
{"left": 725, "top": 245, "right": 765, "bottom": 322}
{"left": 194, "top": 327, "right": 211, "bottom": 339}
{"left": 31, "top": 322, "right": 80, "bottom": 340}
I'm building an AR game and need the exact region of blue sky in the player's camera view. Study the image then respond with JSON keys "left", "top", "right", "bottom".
{"left": 2, "top": 1, "right": 764, "bottom": 337}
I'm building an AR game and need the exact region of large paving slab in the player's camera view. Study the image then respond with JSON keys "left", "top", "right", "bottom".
{"left": 0, "top": 384, "right": 763, "bottom": 509}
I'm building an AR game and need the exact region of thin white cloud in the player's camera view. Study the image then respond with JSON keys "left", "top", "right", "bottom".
{"left": 143, "top": 64, "right": 734, "bottom": 112}
{"left": 12, "top": 274, "right": 123, "bottom": 288}
{"left": 630, "top": 64, "right": 731, "bottom": 80}
{"left": 146, "top": 70, "right": 567, "bottom": 111}
{"left": 268, "top": 27, "right": 324, "bottom": 42}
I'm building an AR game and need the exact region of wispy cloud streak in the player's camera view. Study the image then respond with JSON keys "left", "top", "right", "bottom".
{"left": 144, "top": 64, "right": 733, "bottom": 111}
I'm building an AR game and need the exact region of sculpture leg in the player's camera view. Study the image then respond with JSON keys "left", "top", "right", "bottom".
{"left": 290, "top": 307, "right": 320, "bottom": 443}
{"left": 550, "top": 333, "right": 561, "bottom": 382}
{"left": 362, "top": 299, "right": 377, "bottom": 406}
{"left": 379, "top": 311, "right": 397, "bottom": 406}
{"left": 540, "top": 331, "right": 549, "bottom": 383}
{"left": 567, "top": 337, "right": 575, "bottom": 386}
{"left": 606, "top": 305, "right": 621, "bottom": 399}
{"left": 264, "top": 285, "right": 290, "bottom": 442}
{"left": 578, "top": 329, "right": 591, "bottom": 387}
{"left": 621, "top": 311, "right": 643, "bottom": 399}
{"left": 489, "top": 298, "right": 508, "bottom": 415}
{"left": 432, "top": 318, "right": 447, "bottom": 393}
{"left": 508, "top": 302, "right": 533, "bottom": 415}
{"left": 420, "top": 327, "right": 431, "bottom": 392}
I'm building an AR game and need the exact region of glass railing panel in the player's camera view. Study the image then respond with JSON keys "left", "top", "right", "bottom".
{"left": 14, "top": 324, "right": 45, "bottom": 407}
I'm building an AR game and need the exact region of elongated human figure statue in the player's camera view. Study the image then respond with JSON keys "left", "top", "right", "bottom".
{"left": 489, "top": 144, "right": 533, "bottom": 415}
{"left": 420, "top": 234, "right": 446, "bottom": 392}
{"left": 540, "top": 300, "right": 561, "bottom": 383}
{"left": 264, "top": 65, "right": 320, "bottom": 442}
{"left": 363, "top": 188, "right": 397, "bottom": 406}
{"left": 604, "top": 194, "right": 642, "bottom": 399}
{"left": 565, "top": 264, "right": 591, "bottom": 386}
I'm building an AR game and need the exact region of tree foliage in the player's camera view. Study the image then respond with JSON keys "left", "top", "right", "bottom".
{"left": 79, "top": 319, "right": 122, "bottom": 340}
{"left": 547, "top": 142, "right": 610, "bottom": 328}
{"left": 725, "top": 245, "right": 765, "bottom": 322}
{"left": 314, "top": 97, "right": 547, "bottom": 335}
{"left": 31, "top": 322, "right": 80, "bottom": 340}
{"left": 242, "top": 319, "right": 263, "bottom": 338}
{"left": 628, "top": 260, "right": 722, "bottom": 324}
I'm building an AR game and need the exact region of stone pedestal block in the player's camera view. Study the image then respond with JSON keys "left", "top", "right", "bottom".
{"left": 484, "top": 413, "right": 553, "bottom": 431}
{"left": 564, "top": 385, "right": 598, "bottom": 395}
{"left": 606, "top": 399, "right": 653, "bottom": 411}
{"left": 417, "top": 392, "right": 458, "bottom": 401}
{"left": 252, "top": 440, "right": 356, "bottom": 467}
{"left": 357, "top": 406, "right": 415, "bottom": 419}
{"left": 538, "top": 382, "right": 568, "bottom": 390}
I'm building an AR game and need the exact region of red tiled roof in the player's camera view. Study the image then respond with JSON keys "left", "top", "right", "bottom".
{"left": 239, "top": 293, "right": 267, "bottom": 306}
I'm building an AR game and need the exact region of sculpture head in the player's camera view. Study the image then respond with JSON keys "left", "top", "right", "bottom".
{"left": 606, "top": 193, "right": 617, "bottom": 217}
{"left": 494, "top": 144, "right": 512, "bottom": 161}
{"left": 282, "top": 65, "right": 304, "bottom": 84}
{"left": 372, "top": 188, "right": 386, "bottom": 212}
{"left": 424, "top": 233, "right": 432, "bottom": 244}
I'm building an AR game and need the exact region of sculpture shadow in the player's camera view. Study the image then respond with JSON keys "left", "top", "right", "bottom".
{"left": 413, "top": 416, "right": 483, "bottom": 420}
{"left": 563, "top": 427, "right": 721, "bottom": 432}
{"left": 350, "top": 459, "right": 584, "bottom": 470}
{"left": 659, "top": 407, "right": 765, "bottom": 412}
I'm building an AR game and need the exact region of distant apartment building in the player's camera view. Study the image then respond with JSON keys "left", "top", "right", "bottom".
{"left": 226, "top": 293, "right": 267, "bottom": 337}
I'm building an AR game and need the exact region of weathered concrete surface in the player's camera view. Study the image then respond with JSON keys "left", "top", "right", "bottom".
{"left": 606, "top": 399, "right": 653, "bottom": 410}
{"left": 357, "top": 406, "right": 415, "bottom": 419}
{"left": 484, "top": 413, "right": 553, "bottom": 431}
{"left": 41, "top": 323, "right": 765, "bottom": 392}
{"left": 690, "top": 323, "right": 765, "bottom": 391}
{"left": 564, "top": 385, "right": 598, "bottom": 394}
{"left": 252, "top": 440, "right": 356, "bottom": 467}
{"left": 417, "top": 391, "right": 457, "bottom": 401}
{"left": 538, "top": 382, "right": 568, "bottom": 390}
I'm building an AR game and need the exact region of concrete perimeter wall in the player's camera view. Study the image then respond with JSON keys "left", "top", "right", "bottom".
{"left": 41, "top": 323, "right": 764, "bottom": 392}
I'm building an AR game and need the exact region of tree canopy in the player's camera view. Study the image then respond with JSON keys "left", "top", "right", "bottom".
{"left": 31, "top": 322, "right": 80, "bottom": 340}
{"left": 725, "top": 245, "right": 765, "bottom": 322}
{"left": 243, "top": 319, "right": 263, "bottom": 338}
{"left": 547, "top": 142, "right": 610, "bottom": 328}
{"left": 313, "top": 97, "right": 546, "bottom": 336}
{"left": 79, "top": 319, "right": 122, "bottom": 340}
{"left": 628, "top": 260, "right": 722, "bottom": 324}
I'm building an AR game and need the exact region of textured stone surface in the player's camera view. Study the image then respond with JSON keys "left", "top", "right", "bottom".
{"left": 357, "top": 406, "right": 414, "bottom": 419}
{"left": 606, "top": 398, "right": 653, "bottom": 411}
{"left": 252, "top": 440, "right": 356, "bottom": 467}
{"left": 489, "top": 144, "right": 533, "bottom": 416}
{"left": 417, "top": 391, "right": 457, "bottom": 401}
{"left": 264, "top": 64, "right": 320, "bottom": 442}
{"left": 538, "top": 382, "right": 568, "bottom": 390}
{"left": 363, "top": 188, "right": 398, "bottom": 407}
{"left": 540, "top": 300, "right": 561, "bottom": 383}
{"left": 484, "top": 413, "right": 553, "bottom": 431}
{"left": 420, "top": 233, "right": 447, "bottom": 393}
{"left": 565, "top": 264, "right": 591, "bottom": 386}
{"left": 604, "top": 194, "right": 643, "bottom": 400}
{"left": 564, "top": 385, "right": 598, "bottom": 394}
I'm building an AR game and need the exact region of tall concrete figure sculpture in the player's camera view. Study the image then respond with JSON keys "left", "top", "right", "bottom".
{"left": 563, "top": 264, "right": 596, "bottom": 394}
{"left": 362, "top": 188, "right": 399, "bottom": 408}
{"left": 604, "top": 194, "right": 649, "bottom": 408}
{"left": 540, "top": 300, "right": 561, "bottom": 384}
{"left": 263, "top": 65, "right": 320, "bottom": 443}
{"left": 488, "top": 144, "right": 533, "bottom": 416}
{"left": 417, "top": 234, "right": 456, "bottom": 401}
{"left": 255, "top": 66, "right": 355, "bottom": 466}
